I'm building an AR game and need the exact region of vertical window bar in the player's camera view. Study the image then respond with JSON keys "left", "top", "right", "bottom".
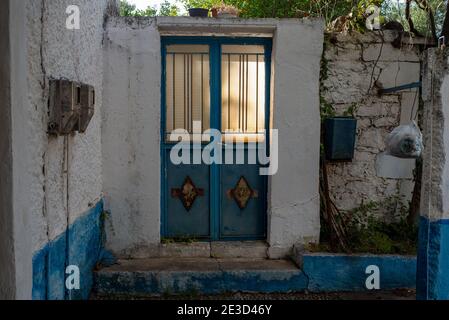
{"left": 228, "top": 54, "right": 230, "bottom": 131}
{"left": 201, "top": 54, "right": 204, "bottom": 132}
{"left": 183, "top": 54, "right": 187, "bottom": 131}
{"left": 172, "top": 53, "right": 175, "bottom": 132}
{"left": 190, "top": 54, "right": 193, "bottom": 133}
{"left": 186, "top": 53, "right": 189, "bottom": 132}
{"left": 242, "top": 54, "right": 245, "bottom": 132}
{"left": 187, "top": 54, "right": 191, "bottom": 132}
{"left": 245, "top": 54, "right": 249, "bottom": 132}
{"left": 256, "top": 54, "right": 259, "bottom": 134}
{"left": 187, "top": 54, "right": 190, "bottom": 132}
{"left": 238, "top": 54, "right": 242, "bottom": 132}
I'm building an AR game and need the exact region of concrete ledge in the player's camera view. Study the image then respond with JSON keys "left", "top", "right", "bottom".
{"left": 295, "top": 253, "right": 416, "bottom": 292}
{"left": 122, "top": 241, "right": 269, "bottom": 259}
{"left": 160, "top": 242, "right": 211, "bottom": 258}
{"left": 211, "top": 241, "right": 268, "bottom": 259}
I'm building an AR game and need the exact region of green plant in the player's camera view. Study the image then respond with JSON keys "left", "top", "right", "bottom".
{"left": 100, "top": 210, "right": 112, "bottom": 244}
{"left": 182, "top": 0, "right": 384, "bottom": 24}
{"left": 119, "top": 0, "right": 157, "bottom": 16}
{"left": 343, "top": 102, "right": 359, "bottom": 117}
{"left": 159, "top": 0, "right": 180, "bottom": 16}
{"left": 161, "top": 236, "right": 199, "bottom": 244}
{"left": 320, "top": 96, "right": 336, "bottom": 120}
{"left": 319, "top": 39, "right": 336, "bottom": 121}
{"left": 319, "top": 194, "right": 418, "bottom": 255}
{"left": 341, "top": 197, "right": 417, "bottom": 254}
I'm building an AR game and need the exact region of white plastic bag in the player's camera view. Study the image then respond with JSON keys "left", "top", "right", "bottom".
{"left": 385, "top": 121, "right": 423, "bottom": 159}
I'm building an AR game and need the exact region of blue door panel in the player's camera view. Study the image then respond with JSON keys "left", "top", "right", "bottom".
{"left": 220, "top": 152, "right": 266, "bottom": 239}
{"left": 166, "top": 150, "right": 210, "bottom": 238}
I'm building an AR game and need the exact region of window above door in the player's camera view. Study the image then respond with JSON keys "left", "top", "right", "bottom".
{"left": 162, "top": 37, "right": 272, "bottom": 144}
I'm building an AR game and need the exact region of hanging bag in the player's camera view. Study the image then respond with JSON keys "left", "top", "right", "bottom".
{"left": 384, "top": 121, "right": 423, "bottom": 159}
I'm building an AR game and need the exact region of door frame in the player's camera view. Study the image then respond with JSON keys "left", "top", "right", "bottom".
{"left": 160, "top": 36, "right": 272, "bottom": 241}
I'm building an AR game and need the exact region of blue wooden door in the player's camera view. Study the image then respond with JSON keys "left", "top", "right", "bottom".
{"left": 161, "top": 37, "right": 271, "bottom": 241}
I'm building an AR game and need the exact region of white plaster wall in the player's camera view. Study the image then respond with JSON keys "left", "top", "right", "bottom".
{"left": 441, "top": 74, "right": 449, "bottom": 218}
{"left": 26, "top": 0, "right": 109, "bottom": 252}
{"left": 102, "top": 17, "right": 324, "bottom": 258}
{"left": 11, "top": 0, "right": 35, "bottom": 300}
{"left": 268, "top": 20, "right": 324, "bottom": 257}
{"left": 421, "top": 50, "right": 449, "bottom": 220}
{"left": 0, "top": 0, "right": 15, "bottom": 300}
{"left": 6, "top": 0, "right": 110, "bottom": 298}
{"left": 102, "top": 18, "right": 161, "bottom": 257}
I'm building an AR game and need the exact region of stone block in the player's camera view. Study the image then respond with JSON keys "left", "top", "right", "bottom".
{"left": 160, "top": 242, "right": 211, "bottom": 258}
{"left": 268, "top": 246, "right": 293, "bottom": 260}
{"left": 400, "top": 90, "right": 419, "bottom": 124}
{"left": 325, "top": 43, "right": 362, "bottom": 61}
{"left": 357, "top": 127, "right": 387, "bottom": 150}
{"left": 323, "top": 61, "right": 377, "bottom": 104}
{"left": 210, "top": 241, "right": 268, "bottom": 259}
{"left": 362, "top": 43, "right": 420, "bottom": 62}
{"left": 373, "top": 116, "right": 399, "bottom": 128}
{"left": 356, "top": 98, "right": 400, "bottom": 117}
{"left": 354, "top": 150, "right": 376, "bottom": 162}
{"left": 375, "top": 152, "right": 415, "bottom": 179}
{"left": 377, "top": 61, "right": 420, "bottom": 89}
{"left": 399, "top": 179, "right": 415, "bottom": 202}
{"left": 357, "top": 118, "right": 372, "bottom": 129}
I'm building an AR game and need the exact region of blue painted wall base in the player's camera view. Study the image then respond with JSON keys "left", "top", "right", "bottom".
{"left": 417, "top": 216, "right": 449, "bottom": 300}
{"left": 301, "top": 253, "right": 416, "bottom": 292}
{"left": 32, "top": 200, "right": 104, "bottom": 300}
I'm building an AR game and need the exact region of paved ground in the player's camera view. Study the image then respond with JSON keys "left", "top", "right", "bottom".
{"left": 93, "top": 289, "right": 416, "bottom": 300}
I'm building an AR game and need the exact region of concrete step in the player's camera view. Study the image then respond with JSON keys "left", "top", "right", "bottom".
{"left": 126, "top": 241, "right": 269, "bottom": 259}
{"left": 94, "top": 258, "right": 307, "bottom": 297}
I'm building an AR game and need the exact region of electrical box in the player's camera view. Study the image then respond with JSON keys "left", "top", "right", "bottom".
{"left": 48, "top": 80, "right": 95, "bottom": 135}
{"left": 76, "top": 84, "right": 95, "bottom": 133}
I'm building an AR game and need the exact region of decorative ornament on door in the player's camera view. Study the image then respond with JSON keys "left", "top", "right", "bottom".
{"left": 171, "top": 176, "right": 204, "bottom": 211}
{"left": 227, "top": 176, "right": 258, "bottom": 210}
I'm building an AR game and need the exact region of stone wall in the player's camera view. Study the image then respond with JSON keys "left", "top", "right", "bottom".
{"left": 323, "top": 31, "right": 425, "bottom": 219}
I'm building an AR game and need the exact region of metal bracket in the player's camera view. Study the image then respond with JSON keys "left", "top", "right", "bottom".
{"left": 378, "top": 81, "right": 421, "bottom": 95}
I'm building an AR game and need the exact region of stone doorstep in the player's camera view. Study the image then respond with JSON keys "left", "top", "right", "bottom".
{"left": 94, "top": 258, "right": 307, "bottom": 296}
{"left": 160, "top": 241, "right": 269, "bottom": 259}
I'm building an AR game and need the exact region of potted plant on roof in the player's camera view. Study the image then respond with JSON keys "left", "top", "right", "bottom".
{"left": 323, "top": 103, "right": 358, "bottom": 162}
{"left": 187, "top": 2, "right": 210, "bottom": 18}
{"left": 211, "top": 2, "right": 239, "bottom": 18}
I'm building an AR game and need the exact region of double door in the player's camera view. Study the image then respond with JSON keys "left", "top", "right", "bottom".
{"left": 161, "top": 37, "right": 272, "bottom": 241}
